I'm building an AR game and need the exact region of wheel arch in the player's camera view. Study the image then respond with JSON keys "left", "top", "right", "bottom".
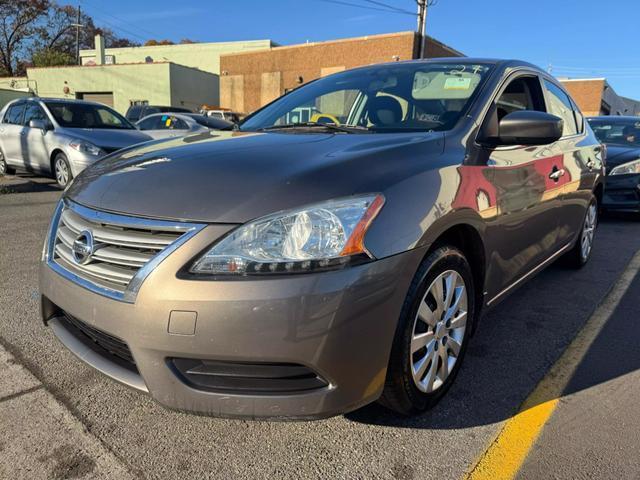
{"left": 49, "top": 148, "right": 66, "bottom": 175}
{"left": 594, "top": 181, "right": 604, "bottom": 208}
{"left": 425, "top": 221, "right": 487, "bottom": 332}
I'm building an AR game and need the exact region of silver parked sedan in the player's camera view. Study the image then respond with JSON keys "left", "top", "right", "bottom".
{"left": 135, "top": 113, "right": 232, "bottom": 140}
{"left": 0, "top": 98, "right": 152, "bottom": 188}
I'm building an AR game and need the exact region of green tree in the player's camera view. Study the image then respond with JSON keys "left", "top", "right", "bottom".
{"left": 31, "top": 48, "right": 73, "bottom": 67}
{"left": 0, "top": 0, "right": 49, "bottom": 76}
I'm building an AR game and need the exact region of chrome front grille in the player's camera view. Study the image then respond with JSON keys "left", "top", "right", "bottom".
{"left": 46, "top": 200, "right": 204, "bottom": 302}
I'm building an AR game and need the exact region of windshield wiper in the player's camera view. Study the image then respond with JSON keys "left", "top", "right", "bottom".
{"left": 257, "top": 122, "right": 370, "bottom": 133}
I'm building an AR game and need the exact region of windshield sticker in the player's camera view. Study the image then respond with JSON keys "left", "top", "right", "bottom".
{"left": 444, "top": 77, "right": 472, "bottom": 90}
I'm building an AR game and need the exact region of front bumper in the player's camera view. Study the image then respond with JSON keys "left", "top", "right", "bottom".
{"left": 40, "top": 226, "right": 422, "bottom": 419}
{"left": 603, "top": 173, "right": 640, "bottom": 212}
{"left": 66, "top": 149, "right": 100, "bottom": 177}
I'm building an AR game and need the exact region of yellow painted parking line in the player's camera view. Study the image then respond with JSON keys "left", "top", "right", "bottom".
{"left": 464, "top": 249, "right": 640, "bottom": 480}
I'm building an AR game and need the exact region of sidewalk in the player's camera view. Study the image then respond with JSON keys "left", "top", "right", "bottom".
{"left": 0, "top": 344, "right": 135, "bottom": 480}
{"left": 516, "top": 272, "right": 640, "bottom": 479}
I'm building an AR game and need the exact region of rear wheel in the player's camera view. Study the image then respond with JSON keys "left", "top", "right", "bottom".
{"left": 379, "top": 246, "right": 476, "bottom": 415}
{"left": 563, "top": 197, "right": 598, "bottom": 268}
{"left": 53, "top": 152, "right": 72, "bottom": 189}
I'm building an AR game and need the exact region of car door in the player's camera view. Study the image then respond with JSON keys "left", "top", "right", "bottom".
{"left": 21, "top": 102, "right": 51, "bottom": 173}
{"left": 0, "top": 101, "right": 26, "bottom": 167}
{"left": 481, "top": 73, "right": 565, "bottom": 296}
{"left": 541, "top": 78, "right": 600, "bottom": 246}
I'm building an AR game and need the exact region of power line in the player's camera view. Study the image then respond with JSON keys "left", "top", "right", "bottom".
{"left": 313, "top": 0, "right": 416, "bottom": 16}
{"left": 83, "top": 12, "right": 149, "bottom": 43}
{"left": 80, "top": 0, "right": 161, "bottom": 41}
{"left": 359, "top": 0, "right": 416, "bottom": 15}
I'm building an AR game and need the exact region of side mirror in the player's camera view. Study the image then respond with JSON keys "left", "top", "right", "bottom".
{"left": 496, "top": 110, "right": 563, "bottom": 146}
{"left": 29, "top": 119, "right": 51, "bottom": 132}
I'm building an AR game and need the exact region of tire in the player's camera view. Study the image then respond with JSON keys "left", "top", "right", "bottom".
{"left": 379, "top": 246, "right": 476, "bottom": 415}
{"left": 53, "top": 152, "right": 72, "bottom": 189}
{"left": 0, "top": 151, "right": 15, "bottom": 176}
{"left": 563, "top": 196, "right": 598, "bottom": 269}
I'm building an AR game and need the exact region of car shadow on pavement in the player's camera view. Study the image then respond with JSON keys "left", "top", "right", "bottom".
{"left": 0, "top": 174, "right": 59, "bottom": 194}
{"left": 346, "top": 215, "right": 640, "bottom": 429}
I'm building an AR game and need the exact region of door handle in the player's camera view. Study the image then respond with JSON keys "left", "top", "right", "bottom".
{"left": 549, "top": 167, "right": 565, "bottom": 181}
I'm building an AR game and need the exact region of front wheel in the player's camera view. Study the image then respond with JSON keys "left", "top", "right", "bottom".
{"left": 0, "top": 150, "right": 15, "bottom": 176}
{"left": 563, "top": 197, "right": 598, "bottom": 268}
{"left": 53, "top": 153, "right": 72, "bottom": 189}
{"left": 379, "top": 246, "right": 476, "bottom": 415}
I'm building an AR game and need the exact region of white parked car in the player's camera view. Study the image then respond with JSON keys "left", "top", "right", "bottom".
{"left": 136, "top": 113, "right": 233, "bottom": 140}
{"left": 0, "top": 97, "right": 152, "bottom": 188}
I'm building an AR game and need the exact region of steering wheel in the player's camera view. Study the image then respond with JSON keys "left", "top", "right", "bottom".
{"left": 310, "top": 113, "right": 341, "bottom": 125}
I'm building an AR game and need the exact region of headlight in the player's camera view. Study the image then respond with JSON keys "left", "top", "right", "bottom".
{"left": 610, "top": 159, "right": 640, "bottom": 175}
{"left": 69, "top": 140, "right": 103, "bottom": 156}
{"left": 190, "top": 194, "right": 385, "bottom": 275}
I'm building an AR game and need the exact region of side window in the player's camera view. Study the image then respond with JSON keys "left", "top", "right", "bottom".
{"left": 481, "top": 75, "right": 546, "bottom": 140}
{"left": 496, "top": 76, "right": 546, "bottom": 120}
{"left": 3, "top": 103, "right": 25, "bottom": 125}
{"left": 23, "top": 104, "right": 47, "bottom": 126}
{"left": 570, "top": 98, "right": 584, "bottom": 134}
{"left": 543, "top": 80, "right": 578, "bottom": 136}
{"left": 169, "top": 116, "right": 188, "bottom": 130}
{"left": 137, "top": 117, "right": 158, "bottom": 130}
{"left": 155, "top": 115, "right": 188, "bottom": 130}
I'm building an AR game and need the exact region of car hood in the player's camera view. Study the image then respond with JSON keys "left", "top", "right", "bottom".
{"left": 66, "top": 130, "right": 444, "bottom": 223}
{"left": 604, "top": 144, "right": 640, "bottom": 168}
{"left": 64, "top": 128, "right": 152, "bottom": 150}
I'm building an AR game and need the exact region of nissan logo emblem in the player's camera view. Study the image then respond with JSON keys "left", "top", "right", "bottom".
{"left": 72, "top": 230, "right": 95, "bottom": 265}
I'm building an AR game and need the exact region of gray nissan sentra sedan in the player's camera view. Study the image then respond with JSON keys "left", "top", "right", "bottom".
{"left": 39, "top": 59, "right": 605, "bottom": 419}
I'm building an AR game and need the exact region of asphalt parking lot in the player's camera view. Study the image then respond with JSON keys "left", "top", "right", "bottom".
{"left": 1, "top": 174, "right": 640, "bottom": 480}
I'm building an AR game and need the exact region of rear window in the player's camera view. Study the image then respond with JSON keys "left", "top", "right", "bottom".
{"left": 126, "top": 105, "right": 143, "bottom": 121}
{"left": 156, "top": 106, "right": 192, "bottom": 114}
{"left": 589, "top": 118, "right": 640, "bottom": 147}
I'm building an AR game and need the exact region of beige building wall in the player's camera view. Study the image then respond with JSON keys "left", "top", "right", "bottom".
{"left": 169, "top": 64, "right": 219, "bottom": 111}
{"left": 79, "top": 40, "right": 274, "bottom": 75}
{"left": 27, "top": 63, "right": 217, "bottom": 114}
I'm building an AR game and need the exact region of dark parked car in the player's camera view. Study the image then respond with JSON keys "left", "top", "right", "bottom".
{"left": 588, "top": 116, "right": 640, "bottom": 213}
{"left": 125, "top": 104, "right": 193, "bottom": 123}
{"left": 40, "top": 59, "right": 604, "bottom": 419}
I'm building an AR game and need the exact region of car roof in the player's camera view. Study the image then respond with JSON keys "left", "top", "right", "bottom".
{"left": 25, "top": 97, "right": 113, "bottom": 108}
{"left": 341, "top": 57, "right": 543, "bottom": 74}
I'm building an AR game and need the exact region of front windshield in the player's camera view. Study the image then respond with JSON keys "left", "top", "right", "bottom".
{"left": 589, "top": 118, "right": 640, "bottom": 147}
{"left": 45, "top": 101, "right": 134, "bottom": 130}
{"left": 240, "top": 62, "right": 493, "bottom": 133}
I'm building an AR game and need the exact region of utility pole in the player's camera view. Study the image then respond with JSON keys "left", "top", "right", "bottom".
{"left": 75, "top": 5, "right": 81, "bottom": 65}
{"left": 416, "top": 0, "right": 426, "bottom": 58}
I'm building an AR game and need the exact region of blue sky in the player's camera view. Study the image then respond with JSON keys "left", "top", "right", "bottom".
{"left": 78, "top": 0, "right": 640, "bottom": 99}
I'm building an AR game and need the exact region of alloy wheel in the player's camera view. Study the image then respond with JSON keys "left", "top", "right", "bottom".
{"left": 410, "top": 270, "right": 468, "bottom": 393}
{"left": 581, "top": 203, "right": 597, "bottom": 261}
{"left": 55, "top": 157, "right": 69, "bottom": 187}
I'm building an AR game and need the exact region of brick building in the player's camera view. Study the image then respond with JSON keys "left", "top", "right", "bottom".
{"left": 219, "top": 31, "right": 463, "bottom": 114}
{"left": 560, "top": 78, "right": 640, "bottom": 117}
